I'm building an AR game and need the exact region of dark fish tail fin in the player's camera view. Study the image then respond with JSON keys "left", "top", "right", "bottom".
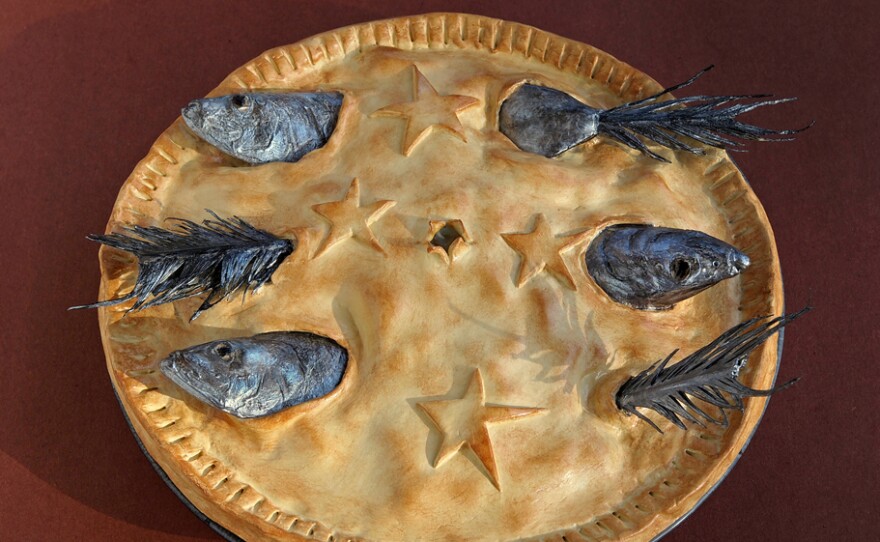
{"left": 68, "top": 290, "right": 137, "bottom": 311}
{"left": 71, "top": 211, "right": 295, "bottom": 319}
{"left": 615, "top": 307, "right": 810, "bottom": 432}
{"left": 597, "top": 67, "right": 810, "bottom": 161}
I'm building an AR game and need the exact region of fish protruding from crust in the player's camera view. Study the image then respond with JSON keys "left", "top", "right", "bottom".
{"left": 615, "top": 308, "right": 810, "bottom": 433}
{"left": 499, "top": 66, "right": 809, "bottom": 162}
{"left": 500, "top": 84, "right": 601, "bottom": 158}
{"left": 182, "top": 91, "right": 344, "bottom": 164}
{"left": 585, "top": 224, "right": 749, "bottom": 310}
{"left": 69, "top": 211, "right": 294, "bottom": 320}
{"left": 160, "top": 332, "right": 348, "bottom": 419}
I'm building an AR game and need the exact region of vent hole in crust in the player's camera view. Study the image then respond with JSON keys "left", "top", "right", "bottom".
{"left": 430, "top": 224, "right": 463, "bottom": 254}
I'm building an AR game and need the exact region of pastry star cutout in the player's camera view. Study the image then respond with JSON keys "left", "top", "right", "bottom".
{"left": 501, "top": 214, "right": 588, "bottom": 290}
{"left": 372, "top": 65, "right": 479, "bottom": 155}
{"left": 311, "top": 178, "right": 396, "bottom": 257}
{"left": 417, "top": 369, "right": 544, "bottom": 490}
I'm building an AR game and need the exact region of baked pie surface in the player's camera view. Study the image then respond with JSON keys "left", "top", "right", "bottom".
{"left": 96, "top": 13, "right": 783, "bottom": 541}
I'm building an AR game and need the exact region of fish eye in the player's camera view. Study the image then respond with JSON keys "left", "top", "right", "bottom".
{"left": 670, "top": 258, "right": 692, "bottom": 281}
{"left": 213, "top": 342, "right": 233, "bottom": 360}
{"left": 230, "top": 94, "right": 249, "bottom": 110}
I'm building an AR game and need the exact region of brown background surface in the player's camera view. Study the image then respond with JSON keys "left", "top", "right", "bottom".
{"left": 1, "top": 1, "right": 877, "bottom": 540}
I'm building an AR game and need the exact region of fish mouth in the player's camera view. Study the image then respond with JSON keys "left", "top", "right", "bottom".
{"left": 159, "top": 352, "right": 216, "bottom": 404}
{"left": 160, "top": 352, "right": 192, "bottom": 386}
{"left": 728, "top": 250, "right": 751, "bottom": 273}
{"left": 158, "top": 352, "right": 178, "bottom": 375}
{"left": 181, "top": 100, "right": 203, "bottom": 128}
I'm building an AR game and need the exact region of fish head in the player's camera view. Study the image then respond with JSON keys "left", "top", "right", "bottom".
{"left": 587, "top": 225, "right": 750, "bottom": 310}
{"left": 159, "top": 332, "right": 347, "bottom": 418}
{"left": 182, "top": 94, "right": 284, "bottom": 164}
{"left": 637, "top": 228, "right": 750, "bottom": 305}
{"left": 159, "top": 335, "right": 305, "bottom": 418}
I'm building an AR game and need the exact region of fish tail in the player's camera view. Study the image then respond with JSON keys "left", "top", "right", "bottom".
{"left": 68, "top": 290, "right": 137, "bottom": 311}
{"left": 612, "top": 65, "right": 715, "bottom": 109}
{"left": 615, "top": 306, "right": 810, "bottom": 431}
{"left": 596, "top": 67, "right": 810, "bottom": 160}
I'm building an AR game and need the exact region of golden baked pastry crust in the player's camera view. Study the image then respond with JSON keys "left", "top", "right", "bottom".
{"left": 96, "top": 13, "right": 784, "bottom": 541}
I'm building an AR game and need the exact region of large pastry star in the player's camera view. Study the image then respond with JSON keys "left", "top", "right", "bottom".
{"left": 372, "top": 65, "right": 479, "bottom": 155}
{"left": 501, "top": 214, "right": 588, "bottom": 290}
{"left": 311, "top": 178, "right": 396, "bottom": 257}
{"left": 417, "top": 369, "right": 543, "bottom": 490}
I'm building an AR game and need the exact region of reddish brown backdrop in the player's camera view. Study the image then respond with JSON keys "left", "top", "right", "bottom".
{"left": 1, "top": 1, "right": 877, "bottom": 540}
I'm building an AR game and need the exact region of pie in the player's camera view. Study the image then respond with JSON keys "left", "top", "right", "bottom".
{"left": 94, "top": 13, "right": 785, "bottom": 541}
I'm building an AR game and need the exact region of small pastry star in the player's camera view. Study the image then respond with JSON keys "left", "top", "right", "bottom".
{"left": 417, "top": 369, "right": 544, "bottom": 490}
{"left": 501, "top": 214, "right": 588, "bottom": 289}
{"left": 311, "top": 178, "right": 396, "bottom": 257}
{"left": 372, "top": 65, "right": 479, "bottom": 155}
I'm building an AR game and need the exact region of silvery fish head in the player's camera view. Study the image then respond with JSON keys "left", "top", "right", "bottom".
{"left": 585, "top": 225, "right": 750, "bottom": 310}
{"left": 159, "top": 331, "right": 348, "bottom": 418}
{"left": 181, "top": 92, "right": 343, "bottom": 164}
